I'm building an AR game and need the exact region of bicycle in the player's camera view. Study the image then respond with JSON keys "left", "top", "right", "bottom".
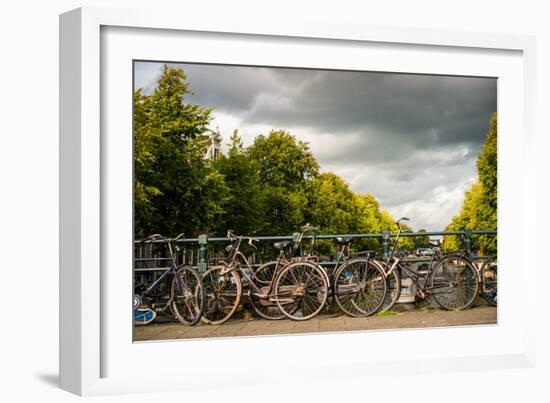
{"left": 253, "top": 224, "right": 322, "bottom": 288}
{"left": 202, "top": 230, "right": 329, "bottom": 324}
{"left": 436, "top": 246, "right": 497, "bottom": 307}
{"left": 133, "top": 233, "right": 205, "bottom": 325}
{"left": 374, "top": 218, "right": 479, "bottom": 311}
{"left": 475, "top": 255, "right": 497, "bottom": 306}
{"left": 265, "top": 225, "right": 387, "bottom": 319}
{"left": 422, "top": 243, "right": 497, "bottom": 308}
{"left": 328, "top": 237, "right": 388, "bottom": 317}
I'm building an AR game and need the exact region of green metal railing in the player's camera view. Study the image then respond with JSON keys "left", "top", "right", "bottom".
{"left": 134, "top": 229, "right": 496, "bottom": 274}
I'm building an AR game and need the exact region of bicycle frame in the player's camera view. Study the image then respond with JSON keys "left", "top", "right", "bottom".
{"left": 385, "top": 253, "right": 439, "bottom": 293}
{"left": 323, "top": 244, "right": 349, "bottom": 280}
{"left": 303, "top": 235, "right": 363, "bottom": 288}
{"left": 380, "top": 218, "right": 443, "bottom": 295}
{"left": 137, "top": 239, "right": 183, "bottom": 304}
{"left": 224, "top": 228, "right": 339, "bottom": 299}
{"left": 222, "top": 236, "right": 282, "bottom": 298}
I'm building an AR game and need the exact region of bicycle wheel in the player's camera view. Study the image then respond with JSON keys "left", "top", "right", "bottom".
{"left": 254, "top": 260, "right": 279, "bottom": 286}
{"left": 171, "top": 266, "right": 205, "bottom": 326}
{"left": 274, "top": 261, "right": 328, "bottom": 321}
{"left": 480, "top": 258, "right": 497, "bottom": 306}
{"left": 379, "top": 264, "right": 401, "bottom": 312}
{"left": 333, "top": 258, "right": 387, "bottom": 317}
{"left": 430, "top": 256, "right": 479, "bottom": 310}
{"left": 248, "top": 286, "right": 286, "bottom": 320}
{"left": 202, "top": 265, "right": 242, "bottom": 325}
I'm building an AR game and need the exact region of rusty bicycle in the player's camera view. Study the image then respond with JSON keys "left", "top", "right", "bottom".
{"left": 258, "top": 225, "right": 387, "bottom": 319}
{"left": 373, "top": 218, "right": 479, "bottom": 311}
{"left": 201, "top": 230, "right": 329, "bottom": 324}
{"left": 133, "top": 233, "right": 205, "bottom": 325}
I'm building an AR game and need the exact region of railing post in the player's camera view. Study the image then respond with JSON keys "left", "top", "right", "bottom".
{"left": 464, "top": 229, "right": 472, "bottom": 257}
{"left": 382, "top": 231, "right": 390, "bottom": 258}
{"left": 292, "top": 232, "right": 301, "bottom": 256}
{"left": 198, "top": 234, "right": 208, "bottom": 274}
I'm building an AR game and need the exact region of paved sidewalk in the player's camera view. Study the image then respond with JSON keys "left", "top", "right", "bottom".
{"left": 134, "top": 305, "right": 497, "bottom": 342}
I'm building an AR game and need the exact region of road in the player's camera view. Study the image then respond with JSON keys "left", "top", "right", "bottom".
{"left": 134, "top": 304, "right": 497, "bottom": 342}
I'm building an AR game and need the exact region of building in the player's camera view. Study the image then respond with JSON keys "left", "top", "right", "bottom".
{"left": 202, "top": 127, "right": 223, "bottom": 160}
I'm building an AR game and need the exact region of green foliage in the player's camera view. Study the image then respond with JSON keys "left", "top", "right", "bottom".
{"left": 303, "top": 173, "right": 414, "bottom": 255}
{"left": 214, "top": 130, "right": 265, "bottom": 235}
{"left": 133, "top": 65, "right": 229, "bottom": 237}
{"left": 376, "top": 310, "right": 400, "bottom": 317}
{"left": 444, "top": 113, "right": 497, "bottom": 254}
{"left": 478, "top": 114, "right": 498, "bottom": 212}
{"left": 307, "top": 173, "right": 358, "bottom": 233}
{"left": 305, "top": 173, "right": 360, "bottom": 254}
{"left": 247, "top": 130, "right": 319, "bottom": 235}
{"left": 248, "top": 130, "right": 319, "bottom": 189}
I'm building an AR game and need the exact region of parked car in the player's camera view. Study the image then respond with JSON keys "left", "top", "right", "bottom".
{"left": 415, "top": 247, "right": 434, "bottom": 256}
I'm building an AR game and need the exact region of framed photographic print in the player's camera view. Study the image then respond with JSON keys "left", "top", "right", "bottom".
{"left": 60, "top": 6, "right": 536, "bottom": 396}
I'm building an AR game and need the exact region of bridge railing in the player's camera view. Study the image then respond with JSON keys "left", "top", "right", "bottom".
{"left": 133, "top": 229, "right": 496, "bottom": 274}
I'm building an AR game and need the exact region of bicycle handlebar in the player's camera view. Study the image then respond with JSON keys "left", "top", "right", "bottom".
{"left": 247, "top": 237, "right": 259, "bottom": 249}
{"left": 301, "top": 223, "right": 320, "bottom": 233}
{"left": 395, "top": 217, "right": 410, "bottom": 229}
{"left": 226, "top": 230, "right": 259, "bottom": 246}
{"left": 141, "top": 233, "right": 164, "bottom": 243}
{"left": 141, "top": 233, "right": 188, "bottom": 244}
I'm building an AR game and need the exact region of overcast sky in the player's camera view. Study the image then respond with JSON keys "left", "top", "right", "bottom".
{"left": 134, "top": 61, "right": 497, "bottom": 231}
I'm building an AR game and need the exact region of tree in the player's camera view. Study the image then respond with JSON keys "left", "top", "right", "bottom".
{"left": 133, "top": 65, "right": 229, "bottom": 237}
{"left": 303, "top": 173, "right": 358, "bottom": 255}
{"left": 248, "top": 130, "right": 319, "bottom": 189}
{"left": 214, "top": 130, "right": 265, "bottom": 234}
{"left": 248, "top": 130, "right": 319, "bottom": 235}
{"left": 134, "top": 89, "right": 162, "bottom": 230}
{"left": 444, "top": 113, "right": 497, "bottom": 253}
{"left": 306, "top": 173, "right": 358, "bottom": 233}
{"left": 475, "top": 113, "right": 497, "bottom": 252}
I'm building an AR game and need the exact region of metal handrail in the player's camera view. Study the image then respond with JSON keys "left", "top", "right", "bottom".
{"left": 134, "top": 229, "right": 496, "bottom": 273}
{"left": 133, "top": 229, "right": 496, "bottom": 243}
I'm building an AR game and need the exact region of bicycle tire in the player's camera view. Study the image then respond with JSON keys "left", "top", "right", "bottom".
{"left": 201, "top": 265, "right": 242, "bottom": 325}
{"left": 249, "top": 288, "right": 286, "bottom": 320}
{"left": 379, "top": 262, "right": 401, "bottom": 312}
{"left": 430, "top": 256, "right": 479, "bottom": 310}
{"left": 274, "top": 261, "right": 328, "bottom": 321}
{"left": 333, "top": 257, "right": 387, "bottom": 317}
{"left": 254, "top": 260, "right": 279, "bottom": 286}
{"left": 170, "top": 265, "right": 205, "bottom": 326}
{"left": 480, "top": 257, "right": 497, "bottom": 306}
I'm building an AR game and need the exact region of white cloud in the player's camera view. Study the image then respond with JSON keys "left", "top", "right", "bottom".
{"left": 388, "top": 177, "right": 476, "bottom": 231}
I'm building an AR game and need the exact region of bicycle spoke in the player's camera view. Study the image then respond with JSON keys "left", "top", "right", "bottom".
{"left": 431, "top": 257, "right": 478, "bottom": 310}
{"left": 334, "top": 259, "right": 386, "bottom": 317}
{"left": 202, "top": 266, "right": 240, "bottom": 324}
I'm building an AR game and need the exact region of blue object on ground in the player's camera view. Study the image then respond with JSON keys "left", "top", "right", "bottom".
{"left": 134, "top": 308, "right": 156, "bottom": 325}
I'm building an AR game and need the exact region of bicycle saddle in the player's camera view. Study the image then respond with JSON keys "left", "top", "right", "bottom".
{"left": 335, "top": 237, "right": 353, "bottom": 245}
{"left": 273, "top": 240, "right": 292, "bottom": 250}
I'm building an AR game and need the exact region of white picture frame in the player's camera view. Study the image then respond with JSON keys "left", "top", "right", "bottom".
{"left": 60, "top": 6, "right": 537, "bottom": 396}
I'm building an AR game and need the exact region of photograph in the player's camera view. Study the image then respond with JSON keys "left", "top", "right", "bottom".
{"left": 132, "top": 61, "right": 498, "bottom": 341}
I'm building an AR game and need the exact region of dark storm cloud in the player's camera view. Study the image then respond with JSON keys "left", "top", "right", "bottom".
{"left": 134, "top": 61, "right": 496, "bottom": 230}
{"left": 173, "top": 64, "right": 495, "bottom": 159}
{"left": 240, "top": 71, "right": 495, "bottom": 146}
